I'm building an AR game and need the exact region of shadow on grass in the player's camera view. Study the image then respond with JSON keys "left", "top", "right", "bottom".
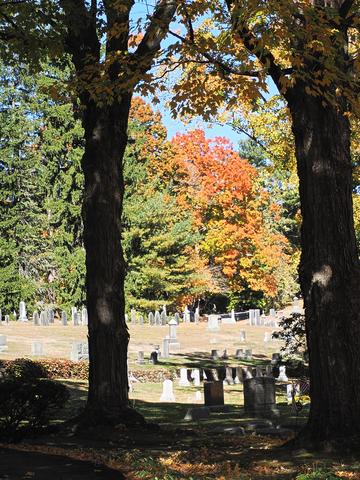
{"left": 153, "top": 351, "right": 273, "bottom": 370}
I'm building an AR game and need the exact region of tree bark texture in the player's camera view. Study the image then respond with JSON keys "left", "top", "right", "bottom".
{"left": 81, "top": 97, "right": 132, "bottom": 420}
{"left": 289, "top": 89, "right": 360, "bottom": 441}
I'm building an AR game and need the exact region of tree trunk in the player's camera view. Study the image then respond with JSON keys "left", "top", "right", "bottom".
{"left": 289, "top": 88, "right": 360, "bottom": 443}
{"left": 80, "top": 95, "right": 140, "bottom": 424}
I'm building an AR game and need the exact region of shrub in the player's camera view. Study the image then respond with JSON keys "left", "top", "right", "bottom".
{"left": 296, "top": 469, "right": 341, "bottom": 479}
{"left": 272, "top": 312, "right": 307, "bottom": 357}
{"left": 0, "top": 378, "right": 69, "bottom": 441}
{"left": 5, "top": 358, "right": 48, "bottom": 380}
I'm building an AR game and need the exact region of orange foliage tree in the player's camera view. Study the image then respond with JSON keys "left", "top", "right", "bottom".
{"left": 171, "top": 129, "right": 293, "bottom": 307}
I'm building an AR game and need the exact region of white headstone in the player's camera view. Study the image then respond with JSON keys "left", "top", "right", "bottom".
{"left": 239, "top": 330, "right": 246, "bottom": 342}
{"left": 183, "top": 306, "right": 191, "bottom": 323}
{"left": 81, "top": 307, "right": 88, "bottom": 326}
{"left": 155, "top": 310, "right": 161, "bottom": 325}
{"left": 19, "top": 301, "right": 27, "bottom": 321}
{"left": 162, "top": 336, "right": 170, "bottom": 358}
{"left": 61, "top": 311, "right": 68, "bottom": 326}
{"left": 207, "top": 314, "right": 220, "bottom": 331}
{"left": 71, "top": 341, "right": 89, "bottom": 361}
{"left": 264, "top": 332, "right": 272, "bottom": 342}
{"left": 179, "top": 368, "right": 190, "bottom": 386}
{"left": 168, "top": 318, "right": 177, "bottom": 342}
{"left": 277, "top": 365, "right": 288, "bottom": 382}
{"left": 191, "top": 368, "right": 201, "bottom": 386}
{"left": 33, "top": 311, "right": 40, "bottom": 326}
{"left": 31, "top": 341, "right": 43, "bottom": 356}
{"left": 148, "top": 312, "right": 155, "bottom": 325}
{"left": 160, "top": 379, "right": 175, "bottom": 402}
{"left": 194, "top": 307, "right": 200, "bottom": 323}
{"left": 131, "top": 308, "right": 137, "bottom": 325}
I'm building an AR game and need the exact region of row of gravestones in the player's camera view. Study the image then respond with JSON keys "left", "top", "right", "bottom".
{"left": 159, "top": 367, "right": 290, "bottom": 413}
{"left": 127, "top": 310, "right": 182, "bottom": 326}
{"left": 29, "top": 340, "right": 89, "bottom": 360}
{"left": 0, "top": 303, "right": 88, "bottom": 327}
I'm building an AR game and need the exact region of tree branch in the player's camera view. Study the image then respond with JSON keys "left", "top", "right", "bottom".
{"left": 134, "top": 0, "right": 178, "bottom": 70}
{"left": 339, "top": 0, "right": 355, "bottom": 18}
{"left": 224, "top": 0, "right": 286, "bottom": 91}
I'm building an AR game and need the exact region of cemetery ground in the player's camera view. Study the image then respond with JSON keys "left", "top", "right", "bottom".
{"left": 1, "top": 321, "right": 360, "bottom": 479}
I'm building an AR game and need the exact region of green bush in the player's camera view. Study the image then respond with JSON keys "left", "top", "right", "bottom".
{"left": 0, "top": 378, "right": 69, "bottom": 441}
{"left": 296, "top": 469, "right": 340, "bottom": 480}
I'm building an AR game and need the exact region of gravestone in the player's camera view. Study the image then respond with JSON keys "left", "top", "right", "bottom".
{"left": 4, "top": 315, "right": 9, "bottom": 324}
{"left": 71, "top": 342, "right": 89, "bottom": 361}
{"left": 245, "top": 367, "right": 253, "bottom": 379}
{"left": 277, "top": 365, "right": 288, "bottom": 382}
{"left": 155, "top": 311, "right": 161, "bottom": 326}
{"left": 0, "top": 309, "right": 2, "bottom": 323}
{"left": 221, "top": 349, "right": 228, "bottom": 360}
{"left": 222, "top": 309, "right": 236, "bottom": 324}
{"left": 174, "top": 312, "right": 180, "bottom": 324}
{"left": 160, "top": 379, "right": 175, "bottom": 402}
{"left": 264, "top": 332, "right": 272, "bottom": 342}
{"left": 168, "top": 318, "right": 177, "bottom": 343}
{"left": 254, "top": 309, "right": 261, "bottom": 326}
{"left": 179, "top": 368, "right": 190, "bottom": 386}
{"left": 131, "top": 309, "right": 137, "bottom": 325}
{"left": 162, "top": 337, "right": 170, "bottom": 359}
{"left": 256, "top": 366, "right": 263, "bottom": 377}
{"left": 265, "top": 365, "right": 273, "bottom": 377}
{"left": 269, "top": 308, "right": 276, "bottom": 317}
{"left": 139, "top": 315, "right": 144, "bottom": 326}
{"left": 33, "top": 311, "right": 40, "bottom": 326}
{"left": 136, "top": 351, "right": 145, "bottom": 365}
{"left": 160, "top": 310, "right": 167, "bottom": 326}
{"left": 210, "top": 368, "right": 219, "bottom": 381}
{"left": 292, "top": 296, "right": 301, "bottom": 313}
{"left": 31, "top": 341, "right": 43, "bottom": 356}
{"left": 243, "top": 377, "right": 277, "bottom": 417}
{"left": 224, "top": 366, "right": 234, "bottom": 385}
{"left": 234, "top": 366, "right": 243, "bottom": 384}
{"left": 183, "top": 306, "right": 191, "bottom": 323}
{"left": 0, "top": 335, "right": 8, "bottom": 352}
{"left": 149, "top": 351, "right": 158, "bottom": 364}
{"left": 125, "top": 313, "right": 129, "bottom": 323}
{"left": 207, "top": 314, "right": 220, "bottom": 331}
{"left": 48, "top": 309, "right": 55, "bottom": 324}
{"left": 191, "top": 368, "right": 201, "bottom": 386}
{"left": 184, "top": 406, "right": 210, "bottom": 421}
{"left": 194, "top": 307, "right": 200, "bottom": 323}
{"left": 19, "top": 301, "right": 28, "bottom": 321}
{"left": 194, "top": 390, "right": 202, "bottom": 401}
{"left": 40, "top": 311, "right": 48, "bottom": 326}
{"left": 271, "top": 352, "right": 280, "bottom": 364}
{"left": 235, "top": 348, "right": 244, "bottom": 359}
{"left": 249, "top": 309, "right": 255, "bottom": 326}
{"left": 239, "top": 330, "right": 246, "bottom": 342}
{"left": 211, "top": 349, "right": 219, "bottom": 360}
{"left": 81, "top": 307, "right": 88, "bottom": 326}
{"left": 61, "top": 311, "right": 68, "bottom": 326}
{"left": 71, "top": 307, "right": 79, "bottom": 326}
{"left": 204, "top": 381, "right": 224, "bottom": 406}
{"left": 245, "top": 349, "right": 252, "bottom": 360}
{"left": 148, "top": 312, "right": 155, "bottom": 325}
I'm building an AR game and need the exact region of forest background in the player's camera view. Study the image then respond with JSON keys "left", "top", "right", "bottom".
{"left": 0, "top": 59, "right": 359, "bottom": 316}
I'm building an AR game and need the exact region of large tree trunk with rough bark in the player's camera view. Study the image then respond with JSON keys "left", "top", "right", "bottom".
{"left": 80, "top": 96, "right": 140, "bottom": 423}
{"left": 288, "top": 88, "right": 360, "bottom": 443}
